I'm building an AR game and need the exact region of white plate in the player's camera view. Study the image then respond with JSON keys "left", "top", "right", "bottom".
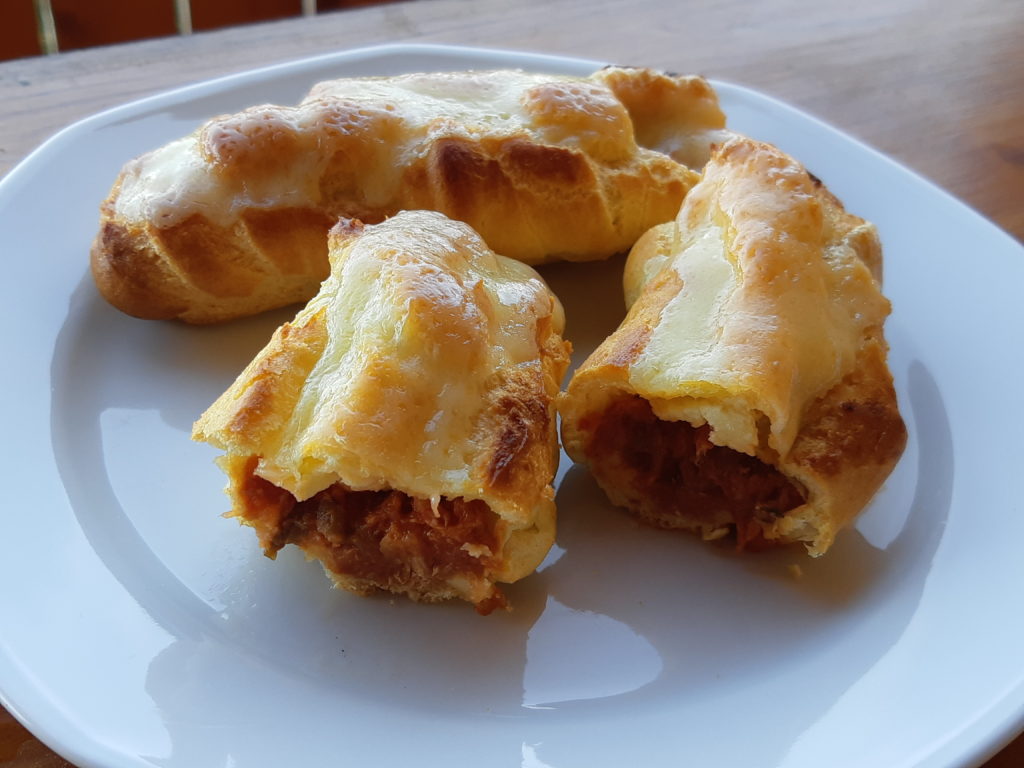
{"left": 1, "top": 43, "right": 1022, "bottom": 768}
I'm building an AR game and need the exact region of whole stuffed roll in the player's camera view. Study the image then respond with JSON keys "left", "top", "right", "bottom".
{"left": 93, "top": 66, "right": 729, "bottom": 324}
{"left": 559, "top": 137, "right": 907, "bottom": 556}
{"left": 193, "top": 210, "right": 571, "bottom": 613}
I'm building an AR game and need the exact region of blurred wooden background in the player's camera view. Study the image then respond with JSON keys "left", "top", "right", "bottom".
{"left": 0, "top": 0, "right": 399, "bottom": 60}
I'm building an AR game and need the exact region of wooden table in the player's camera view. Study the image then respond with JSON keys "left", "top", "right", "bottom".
{"left": 0, "top": 0, "right": 1021, "bottom": 765}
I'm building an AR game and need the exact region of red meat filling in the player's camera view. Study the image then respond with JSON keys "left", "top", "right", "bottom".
{"left": 583, "top": 396, "right": 805, "bottom": 549}
{"left": 235, "top": 458, "right": 507, "bottom": 613}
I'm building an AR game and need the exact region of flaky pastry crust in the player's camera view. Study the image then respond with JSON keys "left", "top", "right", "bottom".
{"left": 193, "top": 211, "right": 571, "bottom": 610}
{"left": 93, "top": 66, "right": 729, "bottom": 323}
{"left": 559, "top": 137, "right": 906, "bottom": 555}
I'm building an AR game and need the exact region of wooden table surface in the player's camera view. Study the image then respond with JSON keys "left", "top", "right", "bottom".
{"left": 0, "top": 0, "right": 1021, "bottom": 765}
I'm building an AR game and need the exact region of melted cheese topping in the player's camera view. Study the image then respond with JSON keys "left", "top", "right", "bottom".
{"left": 115, "top": 136, "right": 223, "bottom": 226}
{"left": 631, "top": 220, "right": 761, "bottom": 451}
{"left": 625, "top": 138, "right": 886, "bottom": 457}
{"left": 247, "top": 210, "right": 559, "bottom": 506}
{"left": 634, "top": 222, "right": 736, "bottom": 382}
{"left": 114, "top": 70, "right": 638, "bottom": 228}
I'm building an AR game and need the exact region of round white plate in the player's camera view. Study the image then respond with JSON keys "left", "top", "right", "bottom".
{"left": 1, "top": 43, "right": 1022, "bottom": 768}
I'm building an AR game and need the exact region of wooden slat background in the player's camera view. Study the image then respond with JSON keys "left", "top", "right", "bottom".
{"left": 0, "top": 0, "right": 404, "bottom": 61}
{"left": 0, "top": 1, "right": 41, "bottom": 59}
{"left": 48, "top": 0, "right": 177, "bottom": 51}
{"left": 190, "top": 0, "right": 302, "bottom": 32}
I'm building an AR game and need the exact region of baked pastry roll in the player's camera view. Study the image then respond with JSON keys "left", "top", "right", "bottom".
{"left": 92, "top": 66, "right": 729, "bottom": 324}
{"left": 559, "top": 137, "right": 906, "bottom": 555}
{"left": 192, "top": 210, "right": 571, "bottom": 613}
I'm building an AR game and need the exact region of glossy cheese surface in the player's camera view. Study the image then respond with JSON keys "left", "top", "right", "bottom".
{"left": 93, "top": 66, "right": 728, "bottom": 325}
{"left": 627, "top": 139, "right": 889, "bottom": 456}
{"left": 560, "top": 137, "right": 905, "bottom": 555}
{"left": 112, "top": 68, "right": 716, "bottom": 256}
{"left": 194, "top": 210, "right": 570, "bottom": 526}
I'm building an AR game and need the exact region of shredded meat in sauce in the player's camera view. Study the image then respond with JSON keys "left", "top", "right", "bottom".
{"left": 583, "top": 396, "right": 805, "bottom": 550}
{"left": 237, "top": 460, "right": 507, "bottom": 614}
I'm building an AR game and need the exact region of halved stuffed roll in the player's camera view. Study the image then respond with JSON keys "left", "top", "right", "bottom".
{"left": 559, "top": 137, "right": 906, "bottom": 555}
{"left": 193, "top": 210, "right": 571, "bottom": 612}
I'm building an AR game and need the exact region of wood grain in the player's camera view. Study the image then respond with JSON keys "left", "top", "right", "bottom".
{"left": 0, "top": 0, "right": 1021, "bottom": 765}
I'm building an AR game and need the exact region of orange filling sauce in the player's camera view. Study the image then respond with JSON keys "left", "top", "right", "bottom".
{"left": 236, "top": 458, "right": 507, "bottom": 613}
{"left": 583, "top": 396, "right": 805, "bottom": 550}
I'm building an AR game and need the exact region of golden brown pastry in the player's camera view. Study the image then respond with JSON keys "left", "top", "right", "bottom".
{"left": 91, "top": 66, "right": 728, "bottom": 324}
{"left": 193, "top": 210, "right": 571, "bottom": 612}
{"left": 559, "top": 137, "right": 906, "bottom": 556}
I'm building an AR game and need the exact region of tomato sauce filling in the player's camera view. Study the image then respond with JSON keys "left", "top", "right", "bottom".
{"left": 583, "top": 396, "right": 805, "bottom": 549}
{"left": 236, "top": 459, "right": 507, "bottom": 613}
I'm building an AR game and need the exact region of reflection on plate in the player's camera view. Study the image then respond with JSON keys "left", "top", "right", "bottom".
{"left": 0, "top": 43, "right": 1022, "bottom": 768}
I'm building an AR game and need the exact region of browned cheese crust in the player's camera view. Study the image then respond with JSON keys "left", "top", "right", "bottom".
{"left": 93, "top": 67, "right": 730, "bottom": 323}
{"left": 193, "top": 211, "right": 571, "bottom": 611}
{"left": 559, "top": 137, "right": 907, "bottom": 555}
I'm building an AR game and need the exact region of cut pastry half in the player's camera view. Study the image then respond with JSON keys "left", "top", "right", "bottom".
{"left": 193, "top": 210, "right": 571, "bottom": 612}
{"left": 559, "top": 137, "right": 907, "bottom": 555}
